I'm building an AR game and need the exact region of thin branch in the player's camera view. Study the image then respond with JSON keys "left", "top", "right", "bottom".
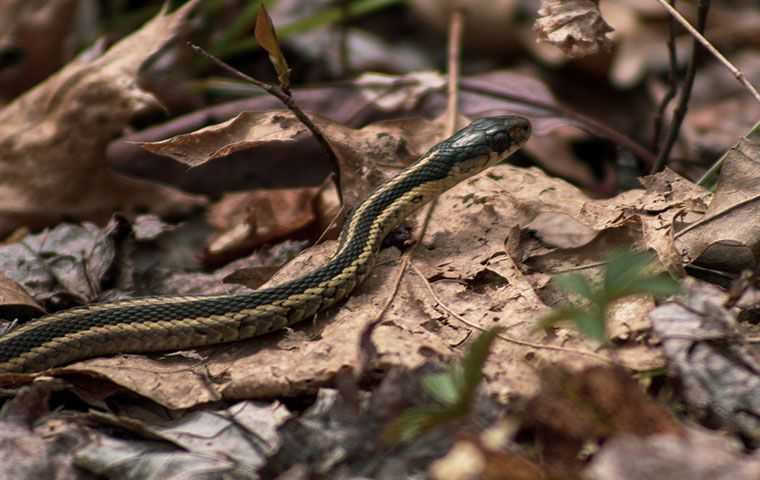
{"left": 673, "top": 191, "right": 760, "bottom": 239}
{"left": 360, "top": 7, "right": 467, "bottom": 365}
{"left": 372, "top": 3, "right": 467, "bottom": 314}
{"left": 446, "top": 8, "right": 464, "bottom": 134}
{"left": 651, "top": 0, "right": 710, "bottom": 174}
{"left": 654, "top": 0, "right": 760, "bottom": 104}
{"left": 410, "top": 264, "right": 612, "bottom": 363}
{"left": 651, "top": 0, "right": 680, "bottom": 152}
{"left": 188, "top": 42, "right": 344, "bottom": 203}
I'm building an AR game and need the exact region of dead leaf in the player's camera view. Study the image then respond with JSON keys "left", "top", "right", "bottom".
{"left": 0, "top": 217, "right": 132, "bottom": 310}
{"left": 0, "top": 380, "right": 81, "bottom": 479}
{"left": 142, "top": 110, "right": 452, "bottom": 211}
{"left": 675, "top": 132, "right": 760, "bottom": 273}
{"left": 586, "top": 427, "right": 760, "bottom": 480}
{"left": 0, "top": 273, "right": 44, "bottom": 322}
{"left": 650, "top": 279, "right": 760, "bottom": 440}
{"left": 0, "top": 1, "right": 205, "bottom": 237}
{"left": 255, "top": 3, "right": 291, "bottom": 90}
{"left": 354, "top": 71, "right": 446, "bottom": 113}
{"left": 534, "top": 0, "right": 614, "bottom": 58}
{"left": 0, "top": 0, "right": 78, "bottom": 102}
{"left": 204, "top": 186, "right": 327, "bottom": 267}
{"left": 76, "top": 401, "right": 290, "bottom": 478}
{"left": 524, "top": 366, "right": 682, "bottom": 472}
{"left": 526, "top": 212, "right": 597, "bottom": 249}
{"left": 430, "top": 438, "right": 548, "bottom": 480}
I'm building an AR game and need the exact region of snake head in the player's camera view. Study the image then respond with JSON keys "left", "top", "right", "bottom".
{"left": 481, "top": 115, "right": 532, "bottom": 155}
{"left": 438, "top": 115, "right": 532, "bottom": 179}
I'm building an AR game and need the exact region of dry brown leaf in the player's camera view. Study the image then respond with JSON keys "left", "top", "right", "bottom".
{"left": 525, "top": 366, "right": 682, "bottom": 473}
{"left": 0, "top": 1, "right": 205, "bottom": 237}
{"left": 255, "top": 3, "right": 290, "bottom": 90}
{"left": 0, "top": 0, "right": 78, "bottom": 102}
{"left": 586, "top": 427, "right": 760, "bottom": 480}
{"left": 430, "top": 431, "right": 548, "bottom": 480}
{"left": 675, "top": 133, "right": 760, "bottom": 272}
{"left": 521, "top": 167, "right": 705, "bottom": 274}
{"left": 0, "top": 217, "right": 132, "bottom": 309}
{"left": 0, "top": 273, "right": 44, "bottom": 321}
{"left": 650, "top": 279, "right": 760, "bottom": 440}
{"left": 204, "top": 187, "right": 322, "bottom": 267}
{"left": 534, "top": 0, "right": 614, "bottom": 58}
{"left": 142, "top": 110, "right": 452, "bottom": 210}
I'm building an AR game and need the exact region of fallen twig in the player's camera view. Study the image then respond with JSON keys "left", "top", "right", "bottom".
{"left": 651, "top": 0, "right": 710, "bottom": 174}
{"left": 654, "top": 0, "right": 760, "bottom": 104}
{"left": 188, "top": 42, "right": 343, "bottom": 202}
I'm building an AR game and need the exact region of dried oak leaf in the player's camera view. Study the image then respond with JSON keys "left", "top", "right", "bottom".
{"left": 204, "top": 186, "right": 332, "bottom": 268}
{"left": 534, "top": 0, "right": 614, "bottom": 58}
{"left": 0, "top": 0, "right": 78, "bottom": 102}
{"left": 650, "top": 279, "right": 760, "bottom": 440}
{"left": 75, "top": 401, "right": 289, "bottom": 478}
{"left": 587, "top": 427, "right": 760, "bottom": 480}
{"left": 524, "top": 366, "right": 682, "bottom": 472}
{"left": 675, "top": 132, "right": 760, "bottom": 272}
{"left": 0, "top": 216, "right": 132, "bottom": 310}
{"left": 141, "top": 110, "right": 451, "bottom": 211}
{"left": 0, "top": 1, "right": 204, "bottom": 237}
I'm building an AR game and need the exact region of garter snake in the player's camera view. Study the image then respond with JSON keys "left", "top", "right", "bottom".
{"left": 0, "top": 116, "right": 531, "bottom": 373}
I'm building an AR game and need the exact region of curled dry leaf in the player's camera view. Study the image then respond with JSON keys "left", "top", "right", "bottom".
{"left": 524, "top": 366, "right": 682, "bottom": 472}
{"left": 116, "top": 70, "right": 630, "bottom": 194}
{"left": 650, "top": 279, "right": 760, "bottom": 440}
{"left": 429, "top": 426, "right": 547, "bottom": 480}
{"left": 535, "top": 0, "right": 614, "bottom": 58}
{"left": 0, "top": 217, "right": 131, "bottom": 310}
{"left": 675, "top": 133, "right": 760, "bottom": 273}
{"left": 0, "top": 273, "right": 44, "bottom": 324}
{"left": 0, "top": 1, "right": 205, "bottom": 237}
{"left": 76, "top": 401, "right": 290, "bottom": 478}
{"left": 587, "top": 427, "right": 760, "bottom": 480}
{"left": 141, "top": 110, "right": 452, "bottom": 211}
{"left": 0, "top": 0, "right": 79, "bottom": 101}
{"left": 204, "top": 186, "right": 329, "bottom": 267}
{"left": 519, "top": 167, "right": 704, "bottom": 277}
{"left": 255, "top": 3, "right": 291, "bottom": 91}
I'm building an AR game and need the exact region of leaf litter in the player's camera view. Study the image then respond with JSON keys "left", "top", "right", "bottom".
{"left": 1, "top": 1, "right": 760, "bottom": 478}
{"left": 0, "top": 1, "right": 204, "bottom": 237}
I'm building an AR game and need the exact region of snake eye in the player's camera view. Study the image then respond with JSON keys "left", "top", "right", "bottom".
{"left": 490, "top": 132, "right": 510, "bottom": 154}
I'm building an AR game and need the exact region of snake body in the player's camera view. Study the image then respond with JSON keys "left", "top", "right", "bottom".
{"left": 0, "top": 116, "right": 531, "bottom": 373}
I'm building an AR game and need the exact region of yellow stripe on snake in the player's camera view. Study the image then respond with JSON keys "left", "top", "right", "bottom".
{"left": 0, "top": 116, "right": 531, "bottom": 373}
